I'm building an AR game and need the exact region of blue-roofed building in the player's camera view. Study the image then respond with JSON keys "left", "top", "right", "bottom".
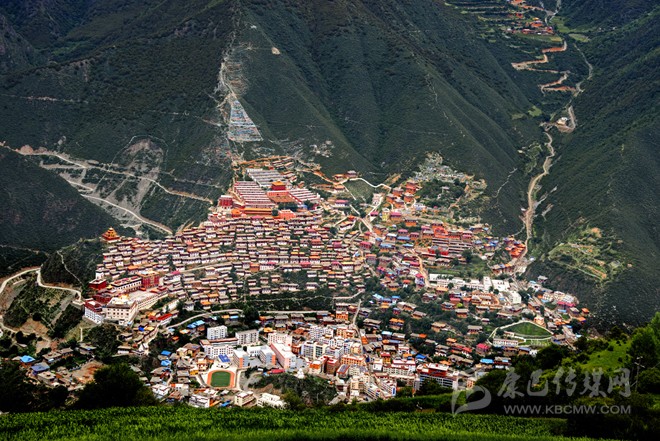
{"left": 161, "top": 350, "right": 172, "bottom": 357}
{"left": 19, "top": 355, "right": 35, "bottom": 364}
{"left": 161, "top": 360, "right": 172, "bottom": 367}
{"left": 218, "top": 354, "right": 230, "bottom": 364}
{"left": 480, "top": 358, "right": 494, "bottom": 365}
{"left": 31, "top": 362, "right": 50, "bottom": 374}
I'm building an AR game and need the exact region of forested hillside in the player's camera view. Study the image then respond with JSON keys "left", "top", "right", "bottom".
{"left": 529, "top": 0, "right": 660, "bottom": 326}
{"left": 0, "top": 149, "right": 118, "bottom": 276}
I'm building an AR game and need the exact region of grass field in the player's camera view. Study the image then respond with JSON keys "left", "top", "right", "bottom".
{"left": 583, "top": 340, "right": 631, "bottom": 372}
{"left": 505, "top": 322, "right": 553, "bottom": 337}
{"left": 210, "top": 371, "right": 232, "bottom": 388}
{"left": 344, "top": 180, "right": 375, "bottom": 203}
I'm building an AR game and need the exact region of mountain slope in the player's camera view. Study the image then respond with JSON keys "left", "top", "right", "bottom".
{"left": 0, "top": 0, "right": 548, "bottom": 235}
{"left": 529, "top": 2, "right": 660, "bottom": 326}
{"left": 0, "top": 148, "right": 119, "bottom": 275}
{"left": 238, "top": 0, "right": 542, "bottom": 225}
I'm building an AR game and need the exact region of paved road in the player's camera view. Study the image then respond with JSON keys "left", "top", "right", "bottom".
{"left": 36, "top": 269, "right": 82, "bottom": 302}
{"left": 0, "top": 267, "right": 81, "bottom": 300}
{"left": 83, "top": 195, "right": 173, "bottom": 235}
{"left": 0, "top": 267, "right": 82, "bottom": 332}
{"left": 0, "top": 267, "right": 40, "bottom": 297}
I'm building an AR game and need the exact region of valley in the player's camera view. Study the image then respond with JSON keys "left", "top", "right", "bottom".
{"left": 0, "top": 1, "right": 657, "bottom": 438}
{"left": 0, "top": 0, "right": 653, "bottom": 326}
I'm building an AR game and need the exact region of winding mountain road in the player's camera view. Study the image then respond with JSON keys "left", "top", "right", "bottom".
{"left": 82, "top": 195, "right": 173, "bottom": 235}
{"left": 519, "top": 131, "right": 556, "bottom": 262}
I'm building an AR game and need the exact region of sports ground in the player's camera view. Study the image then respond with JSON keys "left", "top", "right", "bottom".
{"left": 207, "top": 369, "right": 235, "bottom": 388}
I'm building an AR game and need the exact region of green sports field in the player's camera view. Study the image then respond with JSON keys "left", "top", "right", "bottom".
{"left": 210, "top": 371, "right": 232, "bottom": 388}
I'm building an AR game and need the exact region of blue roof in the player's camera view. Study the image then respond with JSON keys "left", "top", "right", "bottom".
{"left": 20, "top": 355, "right": 35, "bottom": 363}
{"left": 481, "top": 358, "right": 494, "bottom": 364}
{"left": 219, "top": 354, "right": 230, "bottom": 363}
{"left": 31, "top": 363, "right": 50, "bottom": 373}
{"left": 161, "top": 350, "right": 172, "bottom": 356}
{"left": 161, "top": 360, "right": 172, "bottom": 366}
{"left": 415, "top": 354, "right": 427, "bottom": 360}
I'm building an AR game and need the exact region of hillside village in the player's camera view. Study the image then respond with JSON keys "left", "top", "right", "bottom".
{"left": 2, "top": 154, "right": 590, "bottom": 408}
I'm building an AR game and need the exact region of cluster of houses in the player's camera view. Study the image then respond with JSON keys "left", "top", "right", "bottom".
{"left": 11, "top": 346, "right": 102, "bottom": 391}
{"left": 88, "top": 210, "right": 373, "bottom": 325}
{"left": 40, "top": 157, "right": 586, "bottom": 407}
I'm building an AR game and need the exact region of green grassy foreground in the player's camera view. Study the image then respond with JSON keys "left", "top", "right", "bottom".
{"left": 0, "top": 406, "right": 609, "bottom": 441}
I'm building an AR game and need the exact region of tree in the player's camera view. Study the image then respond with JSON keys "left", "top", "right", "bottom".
{"left": 0, "top": 361, "right": 34, "bottom": 412}
{"left": 0, "top": 362, "right": 68, "bottom": 413}
{"left": 244, "top": 305, "right": 260, "bottom": 323}
{"left": 461, "top": 250, "right": 473, "bottom": 264}
{"left": 638, "top": 368, "right": 660, "bottom": 394}
{"left": 76, "top": 364, "right": 157, "bottom": 409}
{"left": 569, "top": 319, "right": 583, "bottom": 333}
{"left": 535, "top": 344, "right": 569, "bottom": 370}
{"left": 87, "top": 324, "right": 120, "bottom": 360}
{"left": 628, "top": 326, "right": 659, "bottom": 369}
{"left": 282, "top": 390, "right": 305, "bottom": 410}
{"left": 397, "top": 386, "right": 413, "bottom": 397}
{"left": 416, "top": 379, "right": 452, "bottom": 396}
